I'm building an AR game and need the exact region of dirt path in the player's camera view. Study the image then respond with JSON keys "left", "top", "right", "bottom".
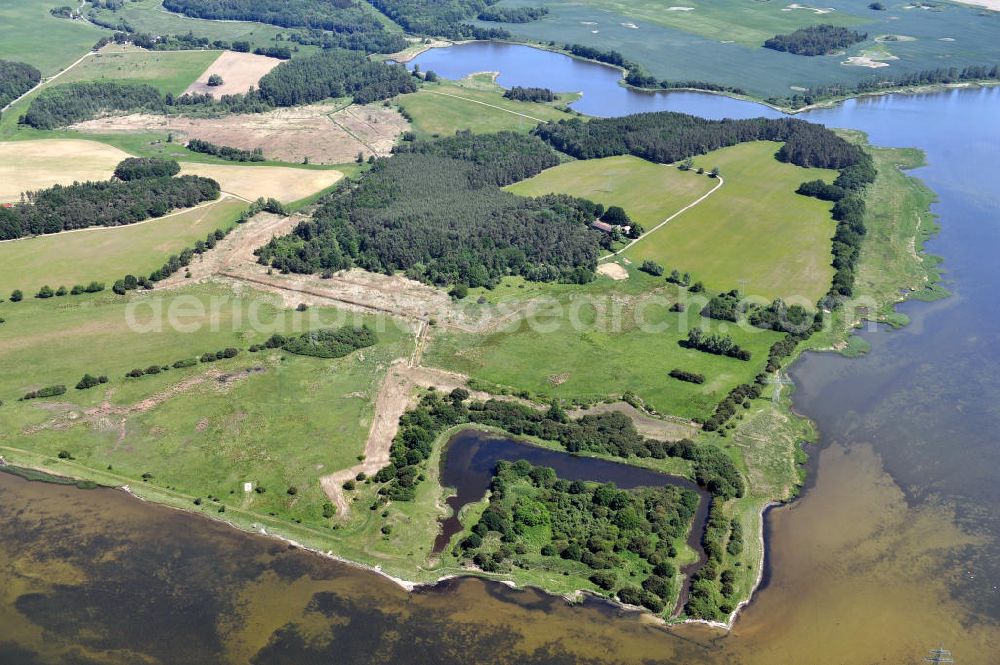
{"left": 568, "top": 402, "right": 699, "bottom": 440}
{"left": 601, "top": 175, "right": 725, "bottom": 260}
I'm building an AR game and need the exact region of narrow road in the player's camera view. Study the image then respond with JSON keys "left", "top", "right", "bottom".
{"left": 600, "top": 175, "right": 725, "bottom": 261}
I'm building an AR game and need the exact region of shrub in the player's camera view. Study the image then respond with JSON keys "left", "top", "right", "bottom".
{"left": 10, "top": 289, "right": 23, "bottom": 302}
{"left": 669, "top": 369, "right": 706, "bottom": 384}
{"left": 639, "top": 260, "right": 664, "bottom": 276}
{"left": 207, "top": 73, "right": 224, "bottom": 87}
{"left": 20, "top": 385, "right": 66, "bottom": 400}
{"left": 75, "top": 373, "right": 109, "bottom": 390}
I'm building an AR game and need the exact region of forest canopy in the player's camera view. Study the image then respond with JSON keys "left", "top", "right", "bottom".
{"left": 533, "top": 111, "right": 866, "bottom": 169}
{"left": 255, "top": 131, "right": 602, "bottom": 287}
{"left": 0, "top": 175, "right": 219, "bottom": 240}
{"left": 763, "top": 25, "right": 867, "bottom": 56}
{"left": 162, "top": 0, "right": 384, "bottom": 34}
{"left": 0, "top": 59, "right": 41, "bottom": 109}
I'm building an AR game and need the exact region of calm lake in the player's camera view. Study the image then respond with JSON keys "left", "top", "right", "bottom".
{"left": 2, "top": 42, "right": 998, "bottom": 664}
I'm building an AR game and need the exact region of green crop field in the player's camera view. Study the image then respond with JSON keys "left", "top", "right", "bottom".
{"left": 56, "top": 47, "right": 221, "bottom": 95}
{"left": 622, "top": 141, "right": 838, "bottom": 303}
{"left": 506, "top": 155, "right": 715, "bottom": 229}
{"left": 484, "top": 0, "right": 1000, "bottom": 99}
{"left": 424, "top": 274, "right": 783, "bottom": 420}
{"left": 395, "top": 80, "right": 579, "bottom": 136}
{"left": 0, "top": 283, "right": 413, "bottom": 529}
{"left": 0, "top": 197, "right": 247, "bottom": 295}
{"left": 0, "top": 0, "right": 104, "bottom": 77}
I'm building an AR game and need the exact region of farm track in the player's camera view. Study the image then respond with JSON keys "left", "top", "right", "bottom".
{"left": 601, "top": 175, "right": 725, "bottom": 260}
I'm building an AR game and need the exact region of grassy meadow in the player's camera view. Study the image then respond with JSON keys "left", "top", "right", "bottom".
{"left": 55, "top": 47, "right": 221, "bottom": 95}
{"left": 395, "top": 80, "right": 578, "bottom": 136}
{"left": 622, "top": 141, "right": 838, "bottom": 303}
{"left": 0, "top": 283, "right": 414, "bottom": 530}
{"left": 424, "top": 273, "right": 783, "bottom": 421}
{"left": 0, "top": 197, "right": 247, "bottom": 295}
{"left": 0, "top": 0, "right": 103, "bottom": 76}
{"left": 506, "top": 155, "right": 714, "bottom": 229}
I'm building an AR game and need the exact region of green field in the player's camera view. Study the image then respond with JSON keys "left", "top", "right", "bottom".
{"left": 0, "top": 283, "right": 413, "bottom": 528}
{"left": 424, "top": 274, "right": 783, "bottom": 421}
{"left": 0, "top": 197, "right": 247, "bottom": 295}
{"left": 56, "top": 47, "right": 220, "bottom": 95}
{"left": 506, "top": 155, "right": 714, "bottom": 229}
{"left": 395, "top": 80, "right": 579, "bottom": 136}
{"left": 0, "top": 0, "right": 103, "bottom": 76}
{"left": 485, "top": 0, "right": 1000, "bottom": 99}
{"left": 622, "top": 141, "right": 838, "bottom": 303}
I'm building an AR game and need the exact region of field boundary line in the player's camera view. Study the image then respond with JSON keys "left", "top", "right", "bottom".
{"left": 424, "top": 90, "right": 548, "bottom": 123}
{"left": 600, "top": 175, "right": 725, "bottom": 261}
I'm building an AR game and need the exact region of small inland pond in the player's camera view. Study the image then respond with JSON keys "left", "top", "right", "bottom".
{"left": 433, "top": 428, "right": 713, "bottom": 611}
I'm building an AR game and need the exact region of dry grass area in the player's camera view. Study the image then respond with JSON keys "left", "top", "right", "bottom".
{"left": 177, "top": 162, "right": 343, "bottom": 203}
{"left": 70, "top": 102, "right": 409, "bottom": 164}
{"left": 183, "top": 51, "right": 282, "bottom": 98}
{"left": 0, "top": 139, "right": 129, "bottom": 202}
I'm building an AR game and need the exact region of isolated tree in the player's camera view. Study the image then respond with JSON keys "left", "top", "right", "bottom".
{"left": 10, "top": 289, "right": 23, "bottom": 302}
{"left": 207, "top": 73, "right": 224, "bottom": 86}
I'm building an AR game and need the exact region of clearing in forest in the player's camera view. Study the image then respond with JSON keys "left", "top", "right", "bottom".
{"left": 183, "top": 51, "right": 283, "bottom": 98}
{"left": 622, "top": 141, "right": 839, "bottom": 303}
{"left": 177, "top": 163, "right": 343, "bottom": 203}
{"left": 0, "top": 197, "right": 247, "bottom": 294}
{"left": 0, "top": 139, "right": 130, "bottom": 203}
{"left": 506, "top": 155, "right": 715, "bottom": 229}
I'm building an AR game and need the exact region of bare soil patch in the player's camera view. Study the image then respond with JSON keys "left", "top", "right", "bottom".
{"left": 597, "top": 262, "right": 629, "bottom": 280}
{"left": 183, "top": 51, "right": 282, "bottom": 98}
{"left": 177, "top": 163, "right": 342, "bottom": 203}
{"left": 70, "top": 102, "right": 409, "bottom": 165}
{"left": 0, "top": 139, "right": 130, "bottom": 202}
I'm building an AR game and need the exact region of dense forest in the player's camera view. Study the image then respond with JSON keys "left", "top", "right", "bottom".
{"left": 366, "top": 0, "right": 511, "bottom": 39}
{"left": 255, "top": 49, "right": 415, "bottom": 105}
{"left": 763, "top": 25, "right": 867, "bottom": 56}
{"left": 534, "top": 112, "right": 865, "bottom": 169}
{"left": 256, "top": 132, "right": 601, "bottom": 287}
{"left": 113, "top": 157, "right": 180, "bottom": 181}
{"left": 0, "top": 59, "right": 40, "bottom": 109}
{"left": 286, "top": 28, "right": 408, "bottom": 54}
{"left": 162, "top": 0, "right": 383, "bottom": 33}
{"left": 0, "top": 172, "right": 218, "bottom": 240}
{"left": 22, "top": 51, "right": 412, "bottom": 129}
{"left": 460, "top": 459, "right": 698, "bottom": 614}
{"left": 478, "top": 6, "right": 548, "bottom": 22}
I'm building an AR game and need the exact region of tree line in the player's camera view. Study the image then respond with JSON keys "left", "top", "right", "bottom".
{"left": 255, "top": 131, "right": 602, "bottom": 288}
{"left": 763, "top": 25, "right": 867, "bottom": 56}
{"left": 460, "top": 459, "right": 697, "bottom": 614}
{"left": 478, "top": 6, "right": 548, "bottom": 22}
{"left": 503, "top": 86, "right": 557, "bottom": 103}
{"left": 0, "top": 60, "right": 40, "bottom": 109}
{"left": 770, "top": 64, "right": 1000, "bottom": 110}
{"left": 114, "top": 157, "right": 180, "bottom": 181}
{"left": 365, "top": 0, "right": 511, "bottom": 39}
{"left": 162, "top": 0, "right": 384, "bottom": 34}
{"left": 534, "top": 111, "right": 866, "bottom": 169}
{"left": 564, "top": 44, "right": 747, "bottom": 97}
{"left": 187, "top": 139, "right": 264, "bottom": 162}
{"left": 0, "top": 169, "right": 219, "bottom": 240}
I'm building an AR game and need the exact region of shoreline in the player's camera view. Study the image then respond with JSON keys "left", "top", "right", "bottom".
{"left": 402, "top": 38, "right": 1000, "bottom": 115}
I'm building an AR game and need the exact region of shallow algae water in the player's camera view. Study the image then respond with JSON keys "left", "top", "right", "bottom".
{"left": 3, "top": 47, "right": 1000, "bottom": 664}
